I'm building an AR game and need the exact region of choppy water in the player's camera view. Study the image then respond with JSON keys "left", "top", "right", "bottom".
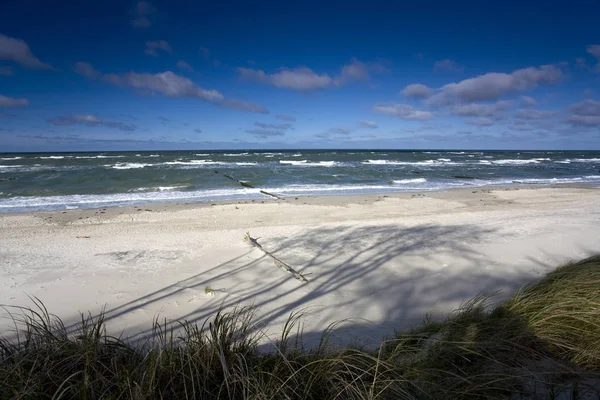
{"left": 1, "top": 150, "right": 599, "bottom": 212}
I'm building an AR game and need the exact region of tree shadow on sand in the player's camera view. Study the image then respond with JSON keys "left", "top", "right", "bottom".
{"left": 8, "top": 221, "right": 581, "bottom": 349}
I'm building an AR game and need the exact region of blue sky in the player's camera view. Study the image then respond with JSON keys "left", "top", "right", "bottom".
{"left": 1, "top": 0, "right": 599, "bottom": 151}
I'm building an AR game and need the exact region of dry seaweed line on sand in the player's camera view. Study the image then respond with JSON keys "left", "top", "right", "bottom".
{"left": 244, "top": 232, "right": 308, "bottom": 283}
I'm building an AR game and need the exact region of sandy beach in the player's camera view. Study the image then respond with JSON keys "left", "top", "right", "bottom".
{"left": 1, "top": 186, "right": 599, "bottom": 347}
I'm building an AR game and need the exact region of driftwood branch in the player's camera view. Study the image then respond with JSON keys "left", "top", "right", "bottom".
{"left": 213, "top": 170, "right": 283, "bottom": 200}
{"left": 244, "top": 232, "right": 308, "bottom": 283}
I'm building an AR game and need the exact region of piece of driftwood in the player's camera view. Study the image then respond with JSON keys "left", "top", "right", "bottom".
{"left": 214, "top": 169, "right": 284, "bottom": 200}
{"left": 213, "top": 170, "right": 256, "bottom": 188}
{"left": 244, "top": 232, "right": 308, "bottom": 283}
{"left": 259, "top": 190, "right": 282, "bottom": 200}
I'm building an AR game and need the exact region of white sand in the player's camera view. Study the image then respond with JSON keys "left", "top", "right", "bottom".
{"left": 1, "top": 186, "right": 599, "bottom": 347}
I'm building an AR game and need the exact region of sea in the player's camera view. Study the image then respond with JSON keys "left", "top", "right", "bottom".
{"left": 1, "top": 150, "right": 600, "bottom": 213}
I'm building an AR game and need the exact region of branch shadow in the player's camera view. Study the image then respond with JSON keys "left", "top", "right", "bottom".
{"left": 6, "top": 221, "right": 574, "bottom": 349}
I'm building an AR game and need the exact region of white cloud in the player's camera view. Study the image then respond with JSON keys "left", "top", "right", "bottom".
{"left": 176, "top": 60, "right": 193, "bottom": 71}
{"left": 238, "top": 66, "right": 334, "bottom": 90}
{"left": 466, "top": 117, "right": 494, "bottom": 126}
{"left": 238, "top": 59, "right": 382, "bottom": 91}
{"left": 401, "top": 83, "right": 433, "bottom": 99}
{"left": 520, "top": 96, "right": 537, "bottom": 107}
{"left": 254, "top": 122, "right": 293, "bottom": 130}
{"left": 0, "top": 94, "right": 28, "bottom": 107}
{"left": 434, "top": 59, "right": 464, "bottom": 72}
{"left": 329, "top": 127, "right": 351, "bottom": 134}
{"left": 131, "top": 1, "right": 156, "bottom": 28}
{"left": 113, "top": 71, "right": 223, "bottom": 101}
{"left": 373, "top": 103, "right": 434, "bottom": 120}
{"left": 0, "top": 34, "right": 53, "bottom": 70}
{"left": 427, "top": 64, "right": 563, "bottom": 104}
{"left": 48, "top": 115, "right": 138, "bottom": 131}
{"left": 74, "top": 62, "right": 101, "bottom": 78}
{"left": 452, "top": 100, "right": 512, "bottom": 117}
{"left": 514, "top": 109, "right": 557, "bottom": 120}
{"left": 276, "top": 114, "right": 296, "bottom": 121}
{"left": 145, "top": 40, "right": 172, "bottom": 57}
{"left": 586, "top": 45, "right": 600, "bottom": 73}
{"left": 246, "top": 129, "right": 285, "bottom": 138}
{"left": 221, "top": 99, "right": 268, "bottom": 113}
{"left": 75, "top": 62, "right": 268, "bottom": 113}
{"left": 567, "top": 99, "right": 600, "bottom": 127}
{"left": 359, "top": 120, "right": 378, "bottom": 128}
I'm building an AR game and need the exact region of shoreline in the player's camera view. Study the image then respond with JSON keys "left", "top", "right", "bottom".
{"left": 2, "top": 182, "right": 598, "bottom": 217}
{"left": 2, "top": 185, "right": 600, "bottom": 347}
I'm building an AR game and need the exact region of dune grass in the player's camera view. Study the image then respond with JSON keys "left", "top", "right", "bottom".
{"left": 1, "top": 256, "right": 600, "bottom": 399}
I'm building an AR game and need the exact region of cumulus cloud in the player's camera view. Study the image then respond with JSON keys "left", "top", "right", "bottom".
{"left": 0, "top": 66, "right": 14, "bottom": 76}
{"left": 194, "top": 128, "right": 202, "bottom": 133}
{"left": 427, "top": 64, "right": 563, "bottom": 105}
{"left": 514, "top": 109, "right": 557, "bottom": 120}
{"left": 520, "top": 96, "right": 537, "bottom": 107}
{"left": 329, "top": 127, "right": 351, "bottom": 134}
{"left": 0, "top": 94, "right": 28, "bottom": 107}
{"left": 221, "top": 99, "right": 268, "bottom": 113}
{"left": 74, "top": 62, "right": 101, "bottom": 78}
{"left": 177, "top": 60, "right": 193, "bottom": 71}
{"left": 0, "top": 34, "right": 53, "bottom": 70}
{"left": 109, "top": 71, "right": 223, "bottom": 101}
{"left": 131, "top": 1, "right": 156, "bottom": 28}
{"left": 238, "top": 59, "right": 382, "bottom": 91}
{"left": 145, "top": 40, "right": 172, "bottom": 57}
{"left": 48, "top": 115, "right": 138, "bottom": 131}
{"left": 401, "top": 83, "right": 433, "bottom": 99}
{"left": 246, "top": 129, "right": 285, "bottom": 138}
{"left": 245, "top": 121, "right": 294, "bottom": 138}
{"left": 372, "top": 103, "right": 434, "bottom": 120}
{"left": 434, "top": 59, "right": 464, "bottom": 72}
{"left": 276, "top": 114, "right": 296, "bottom": 121}
{"left": 254, "top": 122, "right": 293, "bottom": 130}
{"left": 466, "top": 117, "right": 494, "bottom": 126}
{"left": 586, "top": 45, "right": 600, "bottom": 72}
{"left": 452, "top": 100, "right": 512, "bottom": 117}
{"left": 359, "top": 120, "right": 378, "bottom": 128}
{"left": 567, "top": 99, "right": 600, "bottom": 127}
{"left": 239, "top": 66, "right": 334, "bottom": 90}
{"left": 76, "top": 62, "right": 268, "bottom": 113}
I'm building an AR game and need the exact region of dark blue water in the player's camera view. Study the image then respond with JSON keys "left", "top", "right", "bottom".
{"left": 1, "top": 150, "right": 599, "bottom": 212}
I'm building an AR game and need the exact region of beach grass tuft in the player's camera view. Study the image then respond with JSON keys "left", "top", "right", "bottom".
{"left": 2, "top": 257, "right": 600, "bottom": 398}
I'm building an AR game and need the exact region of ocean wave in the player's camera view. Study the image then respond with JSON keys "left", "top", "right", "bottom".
{"left": 165, "top": 160, "right": 225, "bottom": 166}
{"left": 75, "top": 155, "right": 125, "bottom": 159}
{"left": 362, "top": 159, "right": 462, "bottom": 166}
{"left": 572, "top": 158, "right": 600, "bottom": 163}
{"left": 0, "top": 188, "right": 262, "bottom": 212}
{"left": 195, "top": 153, "right": 210, "bottom": 156}
{"left": 223, "top": 153, "right": 249, "bottom": 157}
{"left": 109, "top": 163, "right": 152, "bottom": 169}
{"left": 0, "top": 165, "right": 24, "bottom": 168}
{"left": 279, "top": 160, "right": 338, "bottom": 166}
{"left": 391, "top": 178, "right": 428, "bottom": 184}
{"left": 235, "top": 162, "right": 258, "bottom": 166}
{"left": 1, "top": 157, "right": 22, "bottom": 160}
{"left": 491, "top": 159, "right": 541, "bottom": 165}
{"left": 130, "top": 185, "right": 189, "bottom": 192}
{"left": 38, "top": 156, "right": 67, "bottom": 160}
